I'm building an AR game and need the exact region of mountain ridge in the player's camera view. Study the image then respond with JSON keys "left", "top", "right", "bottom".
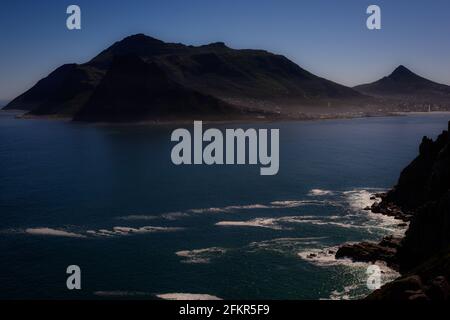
{"left": 3, "top": 34, "right": 366, "bottom": 121}
{"left": 4, "top": 35, "right": 450, "bottom": 121}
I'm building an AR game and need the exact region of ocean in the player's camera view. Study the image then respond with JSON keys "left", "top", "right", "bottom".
{"left": 0, "top": 111, "right": 449, "bottom": 299}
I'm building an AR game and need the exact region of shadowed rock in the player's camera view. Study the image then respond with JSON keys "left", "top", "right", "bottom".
{"left": 335, "top": 236, "right": 401, "bottom": 269}
{"left": 360, "top": 121, "right": 450, "bottom": 300}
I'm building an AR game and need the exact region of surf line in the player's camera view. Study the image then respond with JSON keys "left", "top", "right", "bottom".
{"left": 170, "top": 121, "right": 279, "bottom": 175}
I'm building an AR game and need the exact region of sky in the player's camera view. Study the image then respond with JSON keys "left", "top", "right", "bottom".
{"left": 1, "top": 0, "right": 450, "bottom": 102}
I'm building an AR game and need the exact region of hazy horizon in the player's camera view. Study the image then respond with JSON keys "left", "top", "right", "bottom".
{"left": 1, "top": 0, "right": 450, "bottom": 101}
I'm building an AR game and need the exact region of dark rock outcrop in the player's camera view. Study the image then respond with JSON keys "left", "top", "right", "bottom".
{"left": 367, "top": 253, "right": 450, "bottom": 300}
{"left": 335, "top": 236, "right": 401, "bottom": 269}
{"left": 362, "top": 121, "right": 450, "bottom": 300}
{"left": 335, "top": 121, "right": 450, "bottom": 300}
{"left": 381, "top": 121, "right": 450, "bottom": 272}
{"left": 398, "top": 191, "right": 450, "bottom": 272}
{"left": 382, "top": 125, "right": 450, "bottom": 211}
{"left": 370, "top": 200, "right": 412, "bottom": 222}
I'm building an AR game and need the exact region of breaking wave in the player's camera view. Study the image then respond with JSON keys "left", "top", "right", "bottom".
{"left": 215, "top": 218, "right": 286, "bottom": 230}
{"left": 328, "top": 285, "right": 363, "bottom": 300}
{"left": 343, "top": 188, "right": 384, "bottom": 212}
{"left": 308, "top": 189, "right": 335, "bottom": 196}
{"left": 176, "top": 247, "right": 227, "bottom": 264}
{"left": 297, "top": 246, "right": 366, "bottom": 268}
{"left": 117, "top": 198, "right": 340, "bottom": 222}
{"left": 24, "top": 227, "right": 86, "bottom": 238}
{"left": 214, "top": 211, "right": 404, "bottom": 234}
{"left": 86, "top": 226, "right": 183, "bottom": 237}
{"left": 5, "top": 225, "right": 184, "bottom": 239}
{"left": 156, "top": 293, "right": 222, "bottom": 300}
{"left": 189, "top": 204, "right": 271, "bottom": 214}
{"left": 248, "top": 237, "right": 328, "bottom": 254}
{"left": 298, "top": 247, "right": 401, "bottom": 301}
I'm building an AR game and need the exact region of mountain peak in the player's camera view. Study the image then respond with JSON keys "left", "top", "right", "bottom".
{"left": 390, "top": 65, "right": 416, "bottom": 78}
{"left": 117, "top": 33, "right": 165, "bottom": 45}
{"left": 354, "top": 64, "right": 450, "bottom": 102}
{"left": 5, "top": 33, "right": 364, "bottom": 118}
{"left": 205, "top": 42, "right": 228, "bottom": 49}
{"left": 90, "top": 34, "right": 174, "bottom": 65}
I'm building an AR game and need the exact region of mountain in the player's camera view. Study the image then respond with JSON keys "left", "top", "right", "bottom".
{"left": 87, "top": 34, "right": 361, "bottom": 103}
{"left": 354, "top": 65, "right": 450, "bottom": 104}
{"left": 73, "top": 55, "right": 247, "bottom": 122}
{"left": 4, "top": 34, "right": 364, "bottom": 121}
{"left": 4, "top": 64, "right": 104, "bottom": 114}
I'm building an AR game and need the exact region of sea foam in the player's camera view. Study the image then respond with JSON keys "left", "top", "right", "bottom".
{"left": 156, "top": 293, "right": 222, "bottom": 300}
{"left": 176, "top": 247, "right": 227, "bottom": 264}
{"left": 24, "top": 228, "right": 86, "bottom": 238}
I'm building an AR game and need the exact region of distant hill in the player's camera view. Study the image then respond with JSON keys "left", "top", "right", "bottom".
{"left": 4, "top": 34, "right": 364, "bottom": 122}
{"left": 354, "top": 65, "right": 450, "bottom": 104}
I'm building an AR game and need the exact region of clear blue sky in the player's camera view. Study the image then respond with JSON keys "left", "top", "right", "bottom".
{"left": 1, "top": 0, "right": 450, "bottom": 101}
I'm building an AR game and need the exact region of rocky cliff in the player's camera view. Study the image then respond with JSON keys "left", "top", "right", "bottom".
{"left": 336, "top": 121, "right": 450, "bottom": 300}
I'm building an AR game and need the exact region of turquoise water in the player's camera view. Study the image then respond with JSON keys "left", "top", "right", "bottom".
{"left": 0, "top": 112, "right": 449, "bottom": 299}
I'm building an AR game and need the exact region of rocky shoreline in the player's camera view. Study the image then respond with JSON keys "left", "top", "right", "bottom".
{"left": 335, "top": 121, "right": 450, "bottom": 300}
{"left": 369, "top": 193, "right": 413, "bottom": 222}
{"left": 335, "top": 194, "right": 409, "bottom": 271}
{"left": 336, "top": 234, "right": 402, "bottom": 270}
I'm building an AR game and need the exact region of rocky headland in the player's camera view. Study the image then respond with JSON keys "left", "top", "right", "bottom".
{"left": 336, "top": 121, "right": 450, "bottom": 300}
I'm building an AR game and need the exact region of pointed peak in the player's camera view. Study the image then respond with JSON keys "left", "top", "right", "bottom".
{"left": 390, "top": 65, "right": 416, "bottom": 77}
{"left": 394, "top": 65, "right": 409, "bottom": 71}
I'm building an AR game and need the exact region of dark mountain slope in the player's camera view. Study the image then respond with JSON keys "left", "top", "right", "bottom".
{"left": 73, "top": 55, "right": 245, "bottom": 122}
{"left": 89, "top": 34, "right": 190, "bottom": 68}
{"left": 4, "top": 64, "right": 104, "bottom": 114}
{"left": 354, "top": 65, "right": 450, "bottom": 103}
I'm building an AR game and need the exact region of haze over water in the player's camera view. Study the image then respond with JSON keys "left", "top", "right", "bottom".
{"left": 0, "top": 112, "right": 449, "bottom": 299}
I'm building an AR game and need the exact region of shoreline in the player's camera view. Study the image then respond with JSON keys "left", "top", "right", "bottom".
{"left": 336, "top": 122, "right": 450, "bottom": 300}
{"left": 330, "top": 191, "right": 409, "bottom": 299}
{"left": 335, "top": 193, "right": 408, "bottom": 269}
{"left": 3, "top": 109, "right": 449, "bottom": 127}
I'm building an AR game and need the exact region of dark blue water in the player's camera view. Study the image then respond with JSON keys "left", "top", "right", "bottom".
{"left": 0, "top": 112, "right": 449, "bottom": 299}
